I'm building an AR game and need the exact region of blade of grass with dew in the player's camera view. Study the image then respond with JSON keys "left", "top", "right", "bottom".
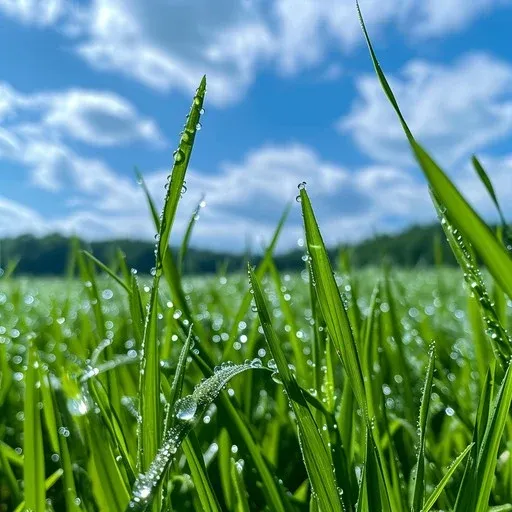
{"left": 127, "top": 359, "right": 265, "bottom": 511}
{"left": 87, "top": 377, "right": 136, "bottom": 484}
{"left": 300, "top": 186, "right": 399, "bottom": 510}
{"left": 249, "top": 266, "right": 344, "bottom": 512}
{"left": 182, "top": 432, "right": 222, "bottom": 512}
{"left": 432, "top": 193, "right": 512, "bottom": 365}
{"left": 24, "top": 341, "right": 46, "bottom": 512}
{"left": 138, "top": 76, "right": 206, "bottom": 476}
{"left": 454, "top": 361, "right": 512, "bottom": 511}
{"left": 357, "top": 1, "right": 512, "bottom": 299}
{"left": 411, "top": 344, "right": 436, "bottom": 512}
{"left": 299, "top": 187, "right": 366, "bottom": 412}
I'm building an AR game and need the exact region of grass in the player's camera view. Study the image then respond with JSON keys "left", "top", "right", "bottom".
{"left": 1, "top": 6, "right": 512, "bottom": 511}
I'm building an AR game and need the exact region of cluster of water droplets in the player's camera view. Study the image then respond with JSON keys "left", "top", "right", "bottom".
{"left": 127, "top": 358, "right": 265, "bottom": 510}
{"left": 437, "top": 206, "right": 512, "bottom": 364}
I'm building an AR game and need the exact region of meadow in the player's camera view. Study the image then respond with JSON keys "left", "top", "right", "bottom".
{"left": 1, "top": 7, "right": 512, "bottom": 512}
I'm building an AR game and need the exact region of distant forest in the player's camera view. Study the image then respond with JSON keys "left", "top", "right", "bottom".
{"left": 0, "top": 223, "right": 465, "bottom": 276}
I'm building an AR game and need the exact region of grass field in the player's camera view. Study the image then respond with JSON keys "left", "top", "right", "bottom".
{"left": 1, "top": 6, "right": 512, "bottom": 512}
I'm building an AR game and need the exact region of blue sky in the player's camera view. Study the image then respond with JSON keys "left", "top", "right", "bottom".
{"left": 1, "top": 0, "right": 512, "bottom": 252}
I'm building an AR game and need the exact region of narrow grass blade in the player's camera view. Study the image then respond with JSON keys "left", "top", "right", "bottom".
{"left": 421, "top": 443, "right": 473, "bottom": 512}
{"left": 249, "top": 266, "right": 344, "bottom": 512}
{"left": 178, "top": 194, "right": 206, "bottom": 274}
{"left": 14, "top": 469, "right": 64, "bottom": 512}
{"left": 411, "top": 344, "right": 436, "bottom": 512}
{"left": 82, "top": 250, "right": 131, "bottom": 293}
{"left": 24, "top": 342, "right": 46, "bottom": 512}
{"left": 182, "top": 432, "right": 222, "bottom": 512}
{"left": 138, "top": 78, "right": 206, "bottom": 475}
{"left": 163, "top": 325, "right": 193, "bottom": 435}
{"left": 231, "top": 457, "right": 251, "bottom": 512}
{"left": 432, "top": 193, "right": 512, "bottom": 365}
{"left": 471, "top": 156, "right": 508, "bottom": 232}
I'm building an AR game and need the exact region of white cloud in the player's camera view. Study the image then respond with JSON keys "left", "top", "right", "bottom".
{"left": 340, "top": 52, "right": 512, "bottom": 167}
{"left": 73, "top": 0, "right": 275, "bottom": 106}
{"left": 0, "top": 139, "right": 435, "bottom": 250}
{"left": 0, "top": 0, "right": 65, "bottom": 26}
{"left": 0, "top": 83, "right": 164, "bottom": 147}
{"left": 2, "top": 0, "right": 509, "bottom": 105}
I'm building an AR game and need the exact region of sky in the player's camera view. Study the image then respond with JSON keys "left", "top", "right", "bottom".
{"left": 0, "top": 0, "right": 512, "bottom": 253}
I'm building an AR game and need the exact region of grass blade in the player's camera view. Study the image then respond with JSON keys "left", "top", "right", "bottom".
{"left": 249, "top": 266, "right": 344, "bottom": 512}
{"left": 24, "top": 342, "right": 46, "bottom": 512}
{"left": 357, "top": 1, "right": 512, "bottom": 299}
{"left": 411, "top": 345, "right": 436, "bottom": 512}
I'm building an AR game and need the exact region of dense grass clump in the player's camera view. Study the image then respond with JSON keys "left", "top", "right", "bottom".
{"left": 1, "top": 6, "right": 512, "bottom": 512}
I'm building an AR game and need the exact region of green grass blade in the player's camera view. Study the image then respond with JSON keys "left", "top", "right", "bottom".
{"left": 82, "top": 250, "right": 131, "bottom": 294}
{"left": 249, "top": 266, "right": 344, "bottom": 512}
{"left": 24, "top": 342, "right": 46, "bottom": 512}
{"left": 128, "top": 360, "right": 264, "bottom": 511}
{"left": 14, "top": 468, "right": 64, "bottom": 512}
{"left": 357, "top": 1, "right": 512, "bottom": 299}
{"left": 231, "top": 457, "right": 251, "bottom": 512}
{"left": 475, "top": 362, "right": 512, "bottom": 510}
{"left": 471, "top": 155, "right": 508, "bottom": 230}
{"left": 182, "top": 432, "right": 222, "bottom": 512}
{"left": 299, "top": 187, "right": 366, "bottom": 414}
{"left": 178, "top": 194, "right": 206, "bottom": 274}
{"left": 163, "top": 325, "right": 193, "bottom": 435}
{"left": 411, "top": 345, "right": 436, "bottom": 512}
{"left": 421, "top": 443, "right": 473, "bottom": 512}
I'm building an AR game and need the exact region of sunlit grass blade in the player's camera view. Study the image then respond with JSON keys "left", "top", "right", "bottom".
{"left": 138, "top": 77, "right": 206, "bottom": 478}
{"left": 163, "top": 325, "right": 193, "bottom": 435}
{"left": 357, "top": 1, "right": 512, "bottom": 299}
{"left": 432, "top": 193, "right": 512, "bottom": 365}
{"left": 249, "top": 266, "right": 344, "bottom": 512}
{"left": 24, "top": 342, "right": 46, "bottom": 512}
{"left": 299, "top": 187, "right": 366, "bottom": 414}
{"left": 411, "top": 344, "right": 435, "bottom": 512}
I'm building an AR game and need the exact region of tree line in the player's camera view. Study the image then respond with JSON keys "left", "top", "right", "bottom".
{"left": 0, "top": 223, "right": 459, "bottom": 276}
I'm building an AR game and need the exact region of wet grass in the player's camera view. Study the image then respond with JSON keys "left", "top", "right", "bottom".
{"left": 1, "top": 6, "right": 512, "bottom": 511}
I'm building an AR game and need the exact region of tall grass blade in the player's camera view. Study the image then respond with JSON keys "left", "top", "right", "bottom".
{"left": 357, "top": 1, "right": 512, "bottom": 299}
